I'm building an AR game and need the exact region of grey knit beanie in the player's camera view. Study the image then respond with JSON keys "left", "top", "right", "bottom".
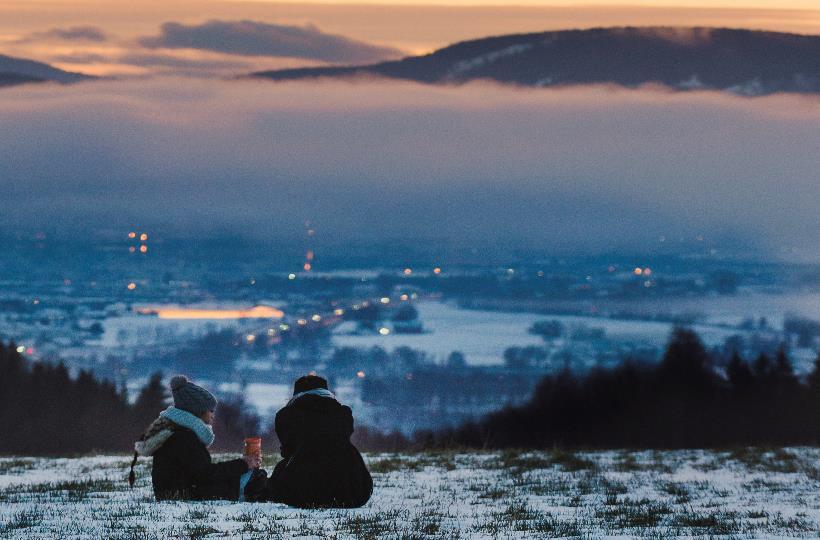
{"left": 170, "top": 375, "right": 217, "bottom": 416}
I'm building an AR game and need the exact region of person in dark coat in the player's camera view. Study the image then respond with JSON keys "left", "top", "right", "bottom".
{"left": 130, "top": 375, "right": 262, "bottom": 501}
{"left": 262, "top": 375, "right": 373, "bottom": 508}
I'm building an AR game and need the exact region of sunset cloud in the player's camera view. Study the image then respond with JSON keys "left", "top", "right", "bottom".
{"left": 16, "top": 26, "right": 108, "bottom": 44}
{"left": 139, "top": 20, "right": 404, "bottom": 64}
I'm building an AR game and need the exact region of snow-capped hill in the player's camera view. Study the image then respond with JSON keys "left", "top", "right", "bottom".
{"left": 252, "top": 27, "right": 820, "bottom": 95}
{"left": 0, "top": 54, "right": 94, "bottom": 87}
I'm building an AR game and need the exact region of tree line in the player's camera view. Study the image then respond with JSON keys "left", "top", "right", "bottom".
{"left": 0, "top": 341, "right": 261, "bottom": 455}
{"left": 2, "top": 328, "right": 820, "bottom": 455}
{"left": 365, "top": 328, "right": 820, "bottom": 450}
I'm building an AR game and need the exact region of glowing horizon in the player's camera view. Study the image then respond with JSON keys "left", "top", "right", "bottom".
{"left": 137, "top": 305, "right": 285, "bottom": 320}
{"left": 227, "top": 1, "right": 819, "bottom": 8}
{"left": 1, "top": 0, "right": 818, "bottom": 77}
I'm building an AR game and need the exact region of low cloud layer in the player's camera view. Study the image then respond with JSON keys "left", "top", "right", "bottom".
{"left": 118, "top": 52, "right": 252, "bottom": 73}
{"left": 17, "top": 26, "right": 108, "bottom": 44}
{"left": 0, "top": 79, "right": 818, "bottom": 258}
{"left": 139, "top": 20, "right": 403, "bottom": 64}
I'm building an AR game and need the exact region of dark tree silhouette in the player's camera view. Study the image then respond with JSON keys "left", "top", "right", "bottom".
{"left": 0, "top": 341, "right": 269, "bottom": 455}
{"left": 401, "top": 329, "right": 820, "bottom": 450}
{"left": 131, "top": 372, "right": 168, "bottom": 433}
{"left": 212, "top": 395, "right": 263, "bottom": 452}
{"left": 727, "top": 352, "right": 754, "bottom": 391}
{"left": 2, "top": 331, "right": 820, "bottom": 455}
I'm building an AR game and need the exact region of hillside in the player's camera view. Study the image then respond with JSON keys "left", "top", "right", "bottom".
{"left": 0, "top": 54, "right": 93, "bottom": 87}
{"left": 1, "top": 449, "right": 818, "bottom": 537}
{"left": 253, "top": 27, "right": 820, "bottom": 95}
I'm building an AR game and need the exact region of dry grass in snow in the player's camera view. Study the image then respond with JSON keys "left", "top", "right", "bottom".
{"left": 1, "top": 448, "right": 818, "bottom": 539}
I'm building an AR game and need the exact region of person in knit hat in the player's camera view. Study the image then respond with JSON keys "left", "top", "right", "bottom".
{"left": 130, "top": 375, "right": 262, "bottom": 501}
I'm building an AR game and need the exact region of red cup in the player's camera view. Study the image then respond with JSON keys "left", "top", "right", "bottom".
{"left": 244, "top": 437, "right": 262, "bottom": 459}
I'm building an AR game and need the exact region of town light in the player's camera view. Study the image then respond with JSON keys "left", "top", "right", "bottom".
{"left": 145, "top": 306, "right": 284, "bottom": 320}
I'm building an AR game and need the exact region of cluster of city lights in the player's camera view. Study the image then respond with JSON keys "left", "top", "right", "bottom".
{"left": 14, "top": 344, "right": 35, "bottom": 355}
{"left": 304, "top": 249, "right": 314, "bottom": 272}
{"left": 285, "top": 267, "right": 443, "bottom": 281}
{"left": 632, "top": 267, "right": 655, "bottom": 287}
{"left": 127, "top": 231, "right": 149, "bottom": 254}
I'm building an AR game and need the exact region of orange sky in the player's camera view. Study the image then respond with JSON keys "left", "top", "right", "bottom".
{"left": 228, "top": 1, "right": 820, "bottom": 6}
{"left": 1, "top": 1, "right": 818, "bottom": 75}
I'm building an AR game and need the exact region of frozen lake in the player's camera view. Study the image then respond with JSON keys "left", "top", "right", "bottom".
{"left": 333, "top": 294, "right": 820, "bottom": 365}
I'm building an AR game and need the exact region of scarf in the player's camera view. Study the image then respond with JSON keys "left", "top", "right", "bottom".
{"left": 288, "top": 387, "right": 337, "bottom": 406}
{"left": 159, "top": 406, "right": 215, "bottom": 447}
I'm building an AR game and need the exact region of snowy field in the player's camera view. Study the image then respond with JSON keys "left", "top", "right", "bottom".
{"left": 1, "top": 448, "right": 818, "bottom": 539}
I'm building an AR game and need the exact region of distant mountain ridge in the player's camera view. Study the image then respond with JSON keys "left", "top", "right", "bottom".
{"left": 252, "top": 27, "right": 820, "bottom": 95}
{"left": 0, "top": 54, "right": 93, "bottom": 87}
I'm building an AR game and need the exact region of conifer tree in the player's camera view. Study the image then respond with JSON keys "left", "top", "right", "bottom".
{"left": 727, "top": 352, "right": 753, "bottom": 391}
{"left": 131, "top": 372, "right": 168, "bottom": 432}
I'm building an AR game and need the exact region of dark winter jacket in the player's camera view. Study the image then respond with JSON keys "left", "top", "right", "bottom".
{"left": 264, "top": 394, "right": 373, "bottom": 508}
{"left": 151, "top": 428, "right": 247, "bottom": 501}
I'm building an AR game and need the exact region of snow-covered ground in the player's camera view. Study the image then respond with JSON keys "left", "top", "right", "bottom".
{"left": 1, "top": 448, "right": 818, "bottom": 538}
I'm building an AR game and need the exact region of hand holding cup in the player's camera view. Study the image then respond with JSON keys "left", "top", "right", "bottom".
{"left": 244, "top": 454, "right": 262, "bottom": 469}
